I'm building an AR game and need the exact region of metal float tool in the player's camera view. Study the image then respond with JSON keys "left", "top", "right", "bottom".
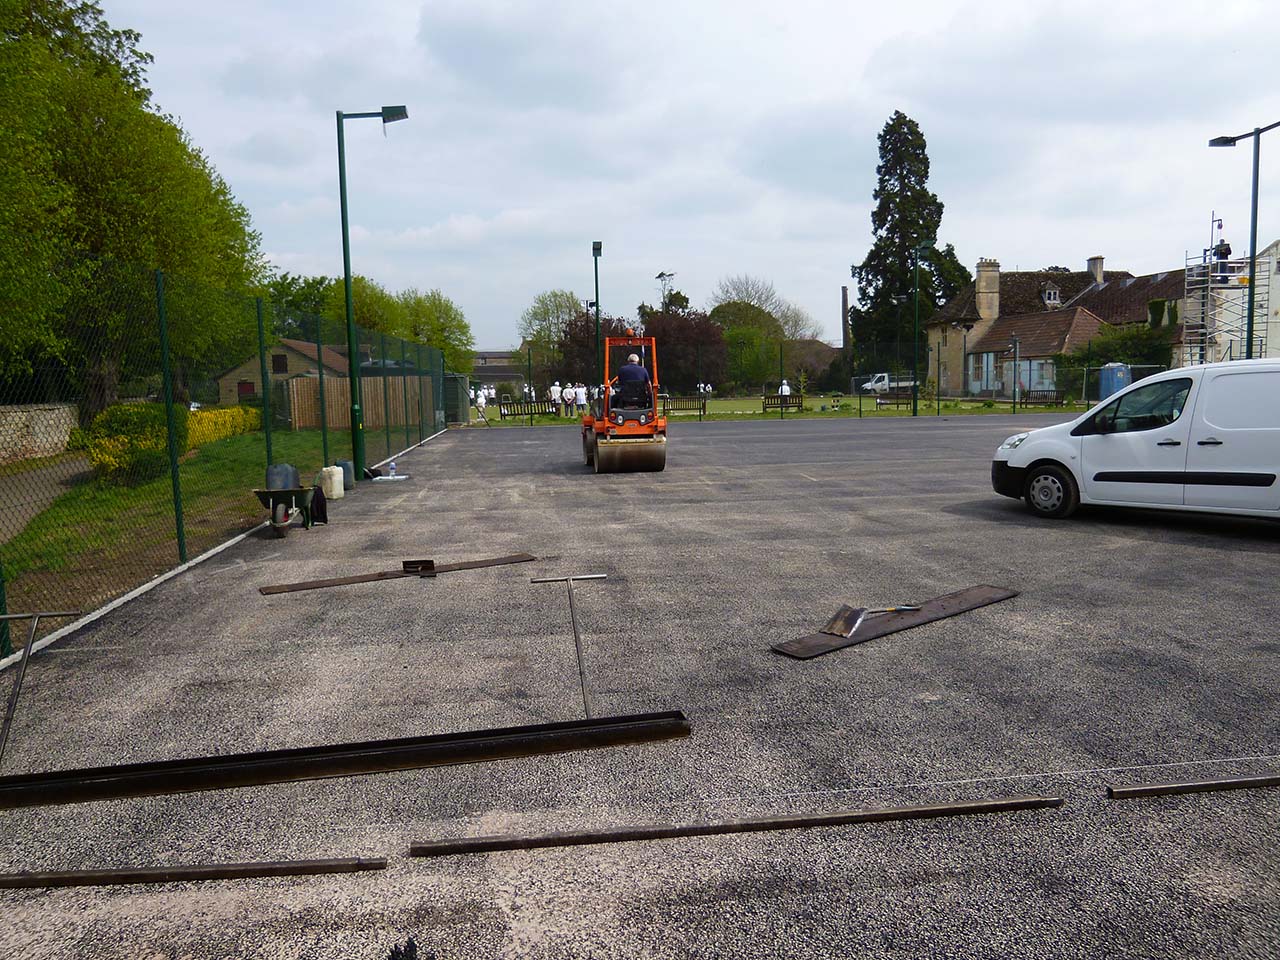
{"left": 258, "top": 553, "right": 534, "bottom": 595}
{"left": 0, "top": 711, "right": 691, "bottom": 810}
{"left": 0, "top": 611, "right": 82, "bottom": 771}
{"left": 531, "top": 574, "right": 608, "bottom": 718}
{"left": 773, "top": 586, "right": 1018, "bottom": 659}
{"left": 409, "top": 794, "right": 1064, "bottom": 857}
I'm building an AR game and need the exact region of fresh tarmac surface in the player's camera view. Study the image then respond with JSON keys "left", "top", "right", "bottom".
{"left": 2, "top": 415, "right": 1278, "bottom": 959}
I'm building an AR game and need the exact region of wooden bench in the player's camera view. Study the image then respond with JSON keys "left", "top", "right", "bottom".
{"left": 498, "top": 400, "right": 559, "bottom": 419}
{"left": 661, "top": 395, "right": 707, "bottom": 415}
{"left": 1022, "top": 389, "right": 1065, "bottom": 406}
{"left": 762, "top": 395, "right": 803, "bottom": 413}
{"left": 873, "top": 391, "right": 912, "bottom": 409}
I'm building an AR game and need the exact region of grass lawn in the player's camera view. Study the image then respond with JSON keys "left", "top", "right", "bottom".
{"left": 463, "top": 396, "right": 1085, "bottom": 427}
{"left": 1, "top": 429, "right": 343, "bottom": 643}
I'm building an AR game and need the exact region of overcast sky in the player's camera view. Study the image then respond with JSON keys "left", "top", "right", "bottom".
{"left": 112, "top": 0, "right": 1276, "bottom": 347}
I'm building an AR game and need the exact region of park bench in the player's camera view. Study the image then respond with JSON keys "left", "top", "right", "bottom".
{"left": 661, "top": 395, "right": 707, "bottom": 415}
{"left": 498, "top": 400, "right": 559, "bottom": 419}
{"left": 874, "top": 391, "right": 912, "bottom": 409}
{"left": 762, "top": 395, "right": 803, "bottom": 414}
{"left": 1023, "top": 389, "right": 1066, "bottom": 406}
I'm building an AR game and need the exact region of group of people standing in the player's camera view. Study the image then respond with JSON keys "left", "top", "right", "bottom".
{"left": 549, "top": 381, "right": 589, "bottom": 416}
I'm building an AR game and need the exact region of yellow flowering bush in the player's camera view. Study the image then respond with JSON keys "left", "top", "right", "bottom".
{"left": 87, "top": 403, "right": 186, "bottom": 484}
{"left": 187, "top": 406, "right": 262, "bottom": 448}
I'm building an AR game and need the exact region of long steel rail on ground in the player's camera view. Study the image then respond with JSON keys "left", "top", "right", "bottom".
{"left": 0, "top": 711, "right": 691, "bottom": 810}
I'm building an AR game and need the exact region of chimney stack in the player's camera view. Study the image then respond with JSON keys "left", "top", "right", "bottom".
{"left": 1087, "top": 256, "right": 1104, "bottom": 283}
{"left": 975, "top": 258, "right": 1000, "bottom": 321}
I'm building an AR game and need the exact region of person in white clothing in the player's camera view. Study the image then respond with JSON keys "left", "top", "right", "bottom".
{"left": 575, "top": 383, "right": 587, "bottom": 413}
{"left": 779, "top": 379, "right": 791, "bottom": 396}
{"left": 550, "top": 381, "right": 562, "bottom": 407}
{"left": 475, "top": 389, "right": 487, "bottom": 411}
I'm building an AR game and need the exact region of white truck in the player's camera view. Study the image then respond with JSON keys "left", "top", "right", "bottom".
{"left": 859, "top": 372, "right": 917, "bottom": 395}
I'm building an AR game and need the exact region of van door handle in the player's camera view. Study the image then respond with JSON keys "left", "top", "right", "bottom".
{"left": 1156, "top": 439, "right": 1181, "bottom": 446}
{"left": 1197, "top": 438, "right": 1223, "bottom": 446}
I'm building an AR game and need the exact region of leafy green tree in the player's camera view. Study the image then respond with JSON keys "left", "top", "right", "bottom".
{"left": 852, "top": 111, "right": 969, "bottom": 346}
{"left": 399, "top": 288, "right": 475, "bottom": 373}
{"left": 266, "top": 272, "right": 333, "bottom": 339}
{"left": 708, "top": 274, "right": 819, "bottom": 340}
{"left": 708, "top": 301, "right": 783, "bottom": 339}
{"left": 518, "top": 289, "right": 580, "bottom": 382}
{"left": 0, "top": 31, "right": 77, "bottom": 375}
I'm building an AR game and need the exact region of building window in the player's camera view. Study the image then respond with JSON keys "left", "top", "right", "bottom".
{"left": 941, "top": 328, "right": 948, "bottom": 347}
{"left": 1043, "top": 285, "right": 1060, "bottom": 306}
{"left": 237, "top": 380, "right": 254, "bottom": 399}
{"left": 272, "top": 354, "right": 288, "bottom": 374}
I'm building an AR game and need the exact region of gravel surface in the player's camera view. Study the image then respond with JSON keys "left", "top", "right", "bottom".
{"left": 2, "top": 415, "right": 1278, "bottom": 959}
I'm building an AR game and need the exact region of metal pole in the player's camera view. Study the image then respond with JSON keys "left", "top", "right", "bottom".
{"left": 416, "top": 344, "right": 426, "bottom": 442}
{"left": 155, "top": 270, "right": 186, "bottom": 563}
{"left": 593, "top": 242, "right": 602, "bottom": 388}
{"left": 314, "top": 316, "right": 329, "bottom": 464}
{"left": 0, "top": 611, "right": 77, "bottom": 769}
{"left": 1246, "top": 128, "right": 1260, "bottom": 358}
{"left": 0, "top": 554, "right": 8, "bottom": 657}
{"left": 527, "top": 348, "right": 534, "bottom": 427}
{"left": 912, "top": 253, "right": 920, "bottom": 417}
{"left": 401, "top": 339, "right": 411, "bottom": 450}
{"left": 380, "top": 332, "right": 392, "bottom": 460}
{"left": 779, "top": 342, "right": 785, "bottom": 420}
{"left": 255, "top": 298, "right": 273, "bottom": 467}
{"left": 697, "top": 341, "right": 703, "bottom": 422}
{"left": 1012, "top": 338, "right": 1020, "bottom": 415}
{"left": 936, "top": 344, "right": 942, "bottom": 416}
{"left": 336, "top": 111, "right": 366, "bottom": 478}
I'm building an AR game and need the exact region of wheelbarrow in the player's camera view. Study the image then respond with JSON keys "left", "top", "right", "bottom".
{"left": 253, "top": 487, "right": 315, "bottom": 538}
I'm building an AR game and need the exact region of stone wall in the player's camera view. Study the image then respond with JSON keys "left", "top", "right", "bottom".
{"left": 0, "top": 403, "right": 79, "bottom": 464}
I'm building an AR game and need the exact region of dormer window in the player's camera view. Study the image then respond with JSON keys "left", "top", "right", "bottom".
{"left": 1042, "top": 283, "right": 1060, "bottom": 307}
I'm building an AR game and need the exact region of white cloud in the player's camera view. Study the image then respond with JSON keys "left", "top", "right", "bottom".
{"left": 109, "top": 0, "right": 1276, "bottom": 348}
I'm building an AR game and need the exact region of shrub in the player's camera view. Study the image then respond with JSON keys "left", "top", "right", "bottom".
{"left": 188, "top": 406, "right": 262, "bottom": 447}
{"left": 87, "top": 402, "right": 188, "bottom": 484}
{"left": 66, "top": 426, "right": 89, "bottom": 452}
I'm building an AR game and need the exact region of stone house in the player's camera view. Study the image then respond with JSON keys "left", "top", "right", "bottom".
{"left": 928, "top": 256, "right": 1187, "bottom": 396}
{"left": 215, "top": 338, "right": 349, "bottom": 406}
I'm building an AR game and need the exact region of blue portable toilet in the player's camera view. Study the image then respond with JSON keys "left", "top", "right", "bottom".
{"left": 1099, "top": 363, "right": 1131, "bottom": 401}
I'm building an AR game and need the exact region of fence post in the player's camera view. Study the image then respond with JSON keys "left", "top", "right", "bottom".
{"left": 778, "top": 342, "right": 785, "bottom": 420}
{"left": 255, "top": 297, "right": 273, "bottom": 467}
{"left": 438, "top": 350, "right": 445, "bottom": 432}
{"left": 399, "top": 337, "right": 409, "bottom": 450}
{"left": 314, "top": 317, "right": 329, "bottom": 465}
{"left": 0, "top": 552, "right": 10, "bottom": 657}
{"left": 416, "top": 344, "right": 425, "bottom": 442}
{"left": 527, "top": 348, "right": 533, "bottom": 427}
{"left": 155, "top": 270, "right": 187, "bottom": 564}
{"left": 379, "top": 333, "right": 392, "bottom": 461}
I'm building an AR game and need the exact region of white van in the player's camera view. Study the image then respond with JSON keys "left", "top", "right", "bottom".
{"left": 992, "top": 359, "right": 1280, "bottom": 519}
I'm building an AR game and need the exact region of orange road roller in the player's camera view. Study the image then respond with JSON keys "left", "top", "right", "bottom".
{"left": 581, "top": 334, "right": 667, "bottom": 473}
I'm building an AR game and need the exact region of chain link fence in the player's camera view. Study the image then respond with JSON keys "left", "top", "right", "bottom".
{"left": 0, "top": 259, "right": 447, "bottom": 654}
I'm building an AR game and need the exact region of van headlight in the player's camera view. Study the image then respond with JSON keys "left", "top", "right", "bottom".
{"left": 999, "top": 432, "right": 1030, "bottom": 450}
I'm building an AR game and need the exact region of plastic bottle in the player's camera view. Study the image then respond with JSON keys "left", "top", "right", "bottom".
{"left": 389, "top": 460, "right": 397, "bottom": 477}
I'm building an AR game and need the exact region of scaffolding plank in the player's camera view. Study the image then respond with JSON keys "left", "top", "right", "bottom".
{"left": 409, "top": 795, "right": 1063, "bottom": 857}
{"left": 772, "top": 585, "right": 1018, "bottom": 660}
{"left": 259, "top": 554, "right": 535, "bottom": 595}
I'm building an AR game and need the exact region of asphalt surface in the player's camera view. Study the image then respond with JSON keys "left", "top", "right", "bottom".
{"left": 2, "top": 414, "right": 1278, "bottom": 959}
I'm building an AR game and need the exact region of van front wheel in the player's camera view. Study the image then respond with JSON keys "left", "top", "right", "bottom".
{"left": 1024, "top": 464, "right": 1079, "bottom": 519}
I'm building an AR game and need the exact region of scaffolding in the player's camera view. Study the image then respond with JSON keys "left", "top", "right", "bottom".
{"left": 1182, "top": 251, "right": 1271, "bottom": 365}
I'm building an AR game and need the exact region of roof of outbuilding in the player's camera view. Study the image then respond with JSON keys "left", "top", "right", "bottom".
{"left": 1062, "top": 269, "right": 1186, "bottom": 325}
{"left": 968, "top": 307, "right": 1109, "bottom": 358}
{"left": 934, "top": 270, "right": 1133, "bottom": 324}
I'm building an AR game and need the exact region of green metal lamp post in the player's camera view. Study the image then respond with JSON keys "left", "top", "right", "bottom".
{"left": 336, "top": 104, "right": 408, "bottom": 478}
{"left": 1210, "top": 120, "right": 1279, "bottom": 360}
{"left": 593, "top": 242, "right": 602, "bottom": 387}
{"left": 912, "top": 242, "right": 932, "bottom": 417}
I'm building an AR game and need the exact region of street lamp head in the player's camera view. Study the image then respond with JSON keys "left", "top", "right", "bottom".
{"left": 593, "top": 241, "right": 602, "bottom": 257}
{"left": 1208, "top": 135, "right": 1237, "bottom": 147}
{"left": 381, "top": 105, "right": 408, "bottom": 124}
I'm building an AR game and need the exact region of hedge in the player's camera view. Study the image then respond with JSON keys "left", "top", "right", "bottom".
{"left": 86, "top": 402, "right": 188, "bottom": 484}
{"left": 188, "top": 406, "right": 261, "bottom": 447}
